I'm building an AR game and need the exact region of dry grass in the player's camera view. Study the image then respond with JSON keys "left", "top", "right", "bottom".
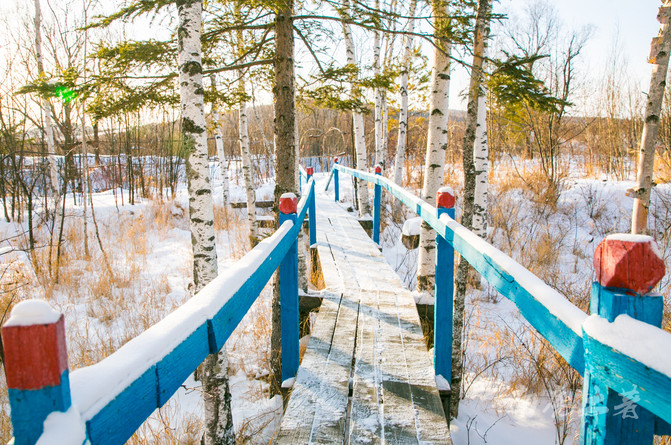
{"left": 0, "top": 197, "right": 262, "bottom": 443}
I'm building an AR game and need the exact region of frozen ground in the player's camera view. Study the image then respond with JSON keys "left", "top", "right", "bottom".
{"left": 2, "top": 162, "right": 670, "bottom": 444}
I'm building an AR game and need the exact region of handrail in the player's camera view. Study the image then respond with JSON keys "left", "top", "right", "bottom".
{"left": 333, "top": 164, "right": 586, "bottom": 371}
{"left": 4, "top": 179, "right": 316, "bottom": 445}
{"left": 332, "top": 163, "right": 671, "bottom": 433}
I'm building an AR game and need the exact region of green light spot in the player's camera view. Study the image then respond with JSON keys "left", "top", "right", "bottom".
{"left": 54, "top": 85, "right": 76, "bottom": 103}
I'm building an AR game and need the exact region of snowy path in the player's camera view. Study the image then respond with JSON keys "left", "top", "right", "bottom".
{"left": 276, "top": 193, "right": 451, "bottom": 444}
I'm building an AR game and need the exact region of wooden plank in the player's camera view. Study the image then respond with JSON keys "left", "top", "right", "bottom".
{"left": 276, "top": 293, "right": 343, "bottom": 443}
{"left": 279, "top": 195, "right": 451, "bottom": 444}
{"left": 230, "top": 200, "right": 273, "bottom": 208}
{"left": 348, "top": 289, "right": 382, "bottom": 444}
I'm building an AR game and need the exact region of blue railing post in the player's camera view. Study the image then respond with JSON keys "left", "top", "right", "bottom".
{"left": 279, "top": 193, "right": 300, "bottom": 384}
{"left": 333, "top": 157, "right": 340, "bottom": 202}
{"left": 307, "top": 167, "right": 316, "bottom": 246}
{"left": 2, "top": 300, "right": 72, "bottom": 445}
{"left": 373, "top": 165, "right": 382, "bottom": 244}
{"left": 582, "top": 234, "right": 665, "bottom": 444}
{"left": 434, "top": 187, "right": 455, "bottom": 385}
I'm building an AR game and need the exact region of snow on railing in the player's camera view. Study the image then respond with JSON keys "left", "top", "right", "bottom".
{"left": 2, "top": 179, "right": 316, "bottom": 445}
{"left": 332, "top": 162, "right": 671, "bottom": 443}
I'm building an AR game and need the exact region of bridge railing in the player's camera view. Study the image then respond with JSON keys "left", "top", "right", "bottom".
{"left": 2, "top": 178, "right": 317, "bottom": 445}
{"left": 331, "top": 162, "right": 671, "bottom": 444}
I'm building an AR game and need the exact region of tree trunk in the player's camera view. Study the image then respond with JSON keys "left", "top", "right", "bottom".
{"left": 373, "top": 0, "right": 385, "bottom": 168}
{"left": 632, "top": 3, "right": 671, "bottom": 234}
{"left": 271, "top": 0, "right": 296, "bottom": 397}
{"left": 239, "top": 96, "right": 259, "bottom": 246}
{"left": 472, "top": 86, "right": 488, "bottom": 238}
{"left": 340, "top": 0, "right": 371, "bottom": 216}
{"left": 210, "top": 76, "right": 230, "bottom": 207}
{"left": 33, "top": 0, "right": 62, "bottom": 275}
{"left": 451, "top": 0, "right": 492, "bottom": 418}
{"left": 416, "top": 0, "right": 450, "bottom": 292}
{"left": 177, "top": 1, "right": 233, "bottom": 442}
{"left": 393, "top": 0, "right": 418, "bottom": 197}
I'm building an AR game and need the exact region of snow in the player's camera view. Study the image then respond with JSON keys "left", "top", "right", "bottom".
{"left": 281, "top": 377, "right": 296, "bottom": 389}
{"left": 605, "top": 233, "right": 655, "bottom": 243}
{"left": 71, "top": 221, "right": 292, "bottom": 421}
{"left": 37, "top": 406, "right": 87, "bottom": 445}
{"left": 280, "top": 192, "right": 296, "bottom": 200}
{"left": 437, "top": 185, "right": 454, "bottom": 196}
{"left": 5, "top": 300, "right": 61, "bottom": 327}
{"left": 439, "top": 213, "right": 588, "bottom": 335}
{"left": 435, "top": 374, "right": 451, "bottom": 391}
{"left": 402, "top": 217, "right": 422, "bottom": 236}
{"left": 604, "top": 233, "right": 663, "bottom": 259}
{"left": 583, "top": 314, "right": 671, "bottom": 377}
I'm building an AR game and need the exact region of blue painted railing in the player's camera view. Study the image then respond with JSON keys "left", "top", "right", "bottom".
{"left": 330, "top": 163, "right": 671, "bottom": 444}
{"left": 3, "top": 178, "right": 317, "bottom": 445}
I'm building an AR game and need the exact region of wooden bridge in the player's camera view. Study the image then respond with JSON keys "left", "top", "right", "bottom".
{"left": 4, "top": 162, "right": 671, "bottom": 444}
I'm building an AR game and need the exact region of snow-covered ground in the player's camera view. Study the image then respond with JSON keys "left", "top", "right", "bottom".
{"left": 1, "top": 161, "right": 669, "bottom": 444}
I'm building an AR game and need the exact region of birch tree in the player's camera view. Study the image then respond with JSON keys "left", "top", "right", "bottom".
{"left": 33, "top": 0, "right": 60, "bottom": 212}
{"left": 177, "top": 0, "right": 234, "bottom": 442}
{"left": 340, "top": 0, "right": 371, "bottom": 217}
{"left": 373, "top": 0, "right": 385, "bottom": 167}
{"left": 451, "top": 0, "right": 492, "bottom": 418}
{"left": 472, "top": 79, "right": 488, "bottom": 238}
{"left": 415, "top": 0, "right": 451, "bottom": 291}
{"left": 631, "top": 2, "right": 671, "bottom": 234}
{"left": 392, "top": 0, "right": 418, "bottom": 195}
{"left": 210, "top": 76, "right": 230, "bottom": 207}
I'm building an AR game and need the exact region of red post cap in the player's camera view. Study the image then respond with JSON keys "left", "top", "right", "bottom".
{"left": 279, "top": 193, "right": 298, "bottom": 214}
{"left": 306, "top": 167, "right": 314, "bottom": 176}
{"left": 593, "top": 234, "right": 665, "bottom": 294}
{"left": 2, "top": 300, "right": 69, "bottom": 390}
{"left": 436, "top": 186, "right": 456, "bottom": 209}
{"left": 334, "top": 157, "right": 339, "bottom": 163}
{"left": 374, "top": 164, "right": 382, "bottom": 174}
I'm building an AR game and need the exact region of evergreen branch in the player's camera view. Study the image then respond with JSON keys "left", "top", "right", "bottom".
{"left": 294, "top": 26, "right": 326, "bottom": 75}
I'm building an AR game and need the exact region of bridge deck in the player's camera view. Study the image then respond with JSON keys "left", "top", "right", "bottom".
{"left": 276, "top": 194, "right": 452, "bottom": 444}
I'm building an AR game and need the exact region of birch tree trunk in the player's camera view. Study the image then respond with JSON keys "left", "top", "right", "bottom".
{"left": 294, "top": 98, "right": 308, "bottom": 292}
{"left": 177, "top": 1, "right": 233, "bottom": 442}
{"left": 415, "top": 0, "right": 450, "bottom": 291}
{"left": 340, "top": 0, "right": 371, "bottom": 217}
{"left": 393, "top": 0, "right": 418, "bottom": 219}
{"left": 450, "top": 0, "right": 492, "bottom": 419}
{"left": 210, "top": 76, "right": 230, "bottom": 207}
{"left": 632, "top": 3, "right": 671, "bottom": 234}
{"left": 373, "top": 0, "right": 385, "bottom": 168}
{"left": 270, "top": 0, "right": 296, "bottom": 397}
{"left": 472, "top": 87, "right": 488, "bottom": 238}
{"left": 239, "top": 92, "right": 259, "bottom": 246}
{"left": 33, "top": 0, "right": 61, "bottom": 222}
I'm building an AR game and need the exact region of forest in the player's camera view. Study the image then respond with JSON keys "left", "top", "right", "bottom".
{"left": 1, "top": 0, "right": 671, "bottom": 443}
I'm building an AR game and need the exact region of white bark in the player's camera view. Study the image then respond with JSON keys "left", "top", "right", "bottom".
{"left": 472, "top": 87, "right": 488, "bottom": 238}
{"left": 415, "top": 1, "right": 451, "bottom": 291}
{"left": 451, "top": 0, "right": 492, "bottom": 418}
{"left": 179, "top": 0, "right": 218, "bottom": 288}
{"left": 373, "top": 0, "right": 384, "bottom": 168}
{"left": 211, "top": 76, "right": 229, "bottom": 206}
{"left": 178, "top": 1, "right": 233, "bottom": 442}
{"left": 340, "top": 0, "right": 371, "bottom": 216}
{"left": 33, "top": 0, "right": 60, "bottom": 208}
{"left": 632, "top": 2, "right": 671, "bottom": 234}
{"left": 239, "top": 95, "right": 259, "bottom": 245}
{"left": 393, "top": 0, "right": 418, "bottom": 190}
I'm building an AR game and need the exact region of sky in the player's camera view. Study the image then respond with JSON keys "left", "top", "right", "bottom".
{"left": 0, "top": 0, "right": 665, "bottom": 112}
{"left": 446, "top": 0, "right": 663, "bottom": 110}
